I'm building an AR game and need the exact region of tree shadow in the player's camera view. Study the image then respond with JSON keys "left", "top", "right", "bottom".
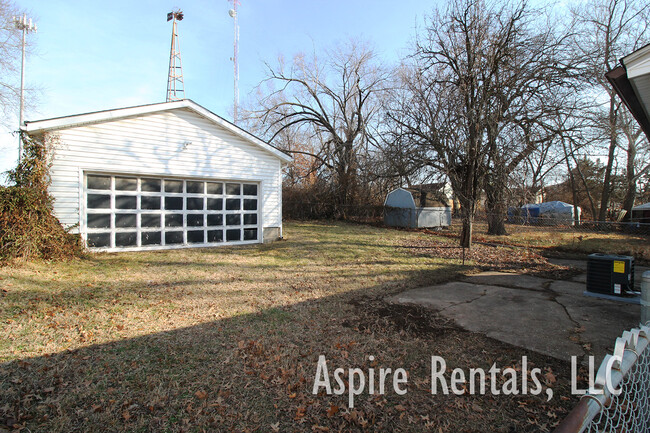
{"left": 1, "top": 264, "right": 580, "bottom": 433}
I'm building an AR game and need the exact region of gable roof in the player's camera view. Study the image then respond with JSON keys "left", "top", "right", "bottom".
{"left": 21, "top": 99, "right": 293, "bottom": 163}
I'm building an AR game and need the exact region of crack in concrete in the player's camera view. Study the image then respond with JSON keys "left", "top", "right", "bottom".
{"left": 438, "top": 289, "right": 488, "bottom": 313}
{"left": 460, "top": 276, "right": 592, "bottom": 363}
{"left": 459, "top": 277, "right": 552, "bottom": 294}
{"left": 543, "top": 279, "right": 592, "bottom": 364}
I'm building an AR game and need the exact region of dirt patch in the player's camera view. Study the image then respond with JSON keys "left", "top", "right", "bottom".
{"left": 346, "top": 297, "right": 457, "bottom": 338}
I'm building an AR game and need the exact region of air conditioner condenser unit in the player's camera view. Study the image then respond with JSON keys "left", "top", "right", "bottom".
{"left": 586, "top": 253, "right": 635, "bottom": 296}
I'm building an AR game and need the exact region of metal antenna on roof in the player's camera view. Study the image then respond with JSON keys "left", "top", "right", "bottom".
{"left": 166, "top": 9, "right": 185, "bottom": 102}
{"left": 229, "top": 0, "right": 240, "bottom": 124}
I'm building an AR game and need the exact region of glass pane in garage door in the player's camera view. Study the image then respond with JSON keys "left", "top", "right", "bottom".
{"left": 84, "top": 174, "right": 260, "bottom": 249}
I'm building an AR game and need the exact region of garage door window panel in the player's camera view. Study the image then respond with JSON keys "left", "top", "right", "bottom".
{"left": 141, "top": 232, "right": 161, "bottom": 245}
{"left": 88, "top": 194, "right": 110, "bottom": 209}
{"left": 115, "top": 177, "right": 137, "bottom": 191}
{"left": 87, "top": 175, "right": 111, "bottom": 190}
{"left": 115, "top": 214, "right": 137, "bottom": 228}
{"left": 84, "top": 174, "right": 259, "bottom": 249}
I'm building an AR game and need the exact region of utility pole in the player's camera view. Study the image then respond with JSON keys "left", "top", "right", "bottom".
{"left": 166, "top": 10, "right": 185, "bottom": 102}
{"left": 229, "top": 0, "right": 240, "bottom": 124}
{"left": 13, "top": 14, "right": 37, "bottom": 163}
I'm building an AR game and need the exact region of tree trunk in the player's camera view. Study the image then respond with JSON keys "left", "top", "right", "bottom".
{"left": 484, "top": 173, "right": 508, "bottom": 236}
{"left": 598, "top": 96, "right": 618, "bottom": 221}
{"left": 460, "top": 210, "right": 473, "bottom": 249}
{"left": 621, "top": 131, "right": 637, "bottom": 222}
{"left": 621, "top": 182, "right": 636, "bottom": 222}
{"left": 486, "top": 204, "right": 507, "bottom": 235}
{"left": 457, "top": 194, "right": 475, "bottom": 249}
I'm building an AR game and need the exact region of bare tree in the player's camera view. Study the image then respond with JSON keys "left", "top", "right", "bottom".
{"left": 619, "top": 110, "right": 650, "bottom": 218}
{"left": 253, "top": 40, "right": 389, "bottom": 217}
{"left": 572, "top": 0, "right": 649, "bottom": 221}
{"left": 387, "top": 0, "right": 578, "bottom": 245}
{"left": 0, "top": 0, "right": 29, "bottom": 128}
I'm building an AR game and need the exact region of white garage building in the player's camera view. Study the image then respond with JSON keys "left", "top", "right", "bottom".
{"left": 22, "top": 99, "right": 292, "bottom": 251}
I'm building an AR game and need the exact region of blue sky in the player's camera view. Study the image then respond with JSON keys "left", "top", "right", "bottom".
{"left": 0, "top": 0, "right": 437, "bottom": 176}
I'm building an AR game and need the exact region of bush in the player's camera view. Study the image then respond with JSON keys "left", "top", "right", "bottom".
{"left": 0, "top": 185, "right": 83, "bottom": 261}
{"left": 0, "top": 133, "right": 83, "bottom": 262}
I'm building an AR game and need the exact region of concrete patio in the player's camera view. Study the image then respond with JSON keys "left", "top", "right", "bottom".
{"left": 388, "top": 259, "right": 648, "bottom": 362}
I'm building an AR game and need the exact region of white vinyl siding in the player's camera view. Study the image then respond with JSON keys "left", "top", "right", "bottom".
{"left": 43, "top": 108, "right": 283, "bottom": 250}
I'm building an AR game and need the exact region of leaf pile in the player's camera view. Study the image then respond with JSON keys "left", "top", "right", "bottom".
{"left": 402, "top": 236, "right": 580, "bottom": 279}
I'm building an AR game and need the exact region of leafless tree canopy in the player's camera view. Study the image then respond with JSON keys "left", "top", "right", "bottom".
{"left": 253, "top": 41, "right": 390, "bottom": 215}
{"left": 383, "top": 0, "right": 581, "bottom": 245}
{"left": 0, "top": 0, "right": 29, "bottom": 128}
{"left": 249, "top": 0, "right": 649, "bottom": 244}
{"left": 571, "top": 0, "right": 650, "bottom": 221}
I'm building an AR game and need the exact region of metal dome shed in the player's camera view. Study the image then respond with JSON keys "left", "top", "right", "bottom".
{"left": 384, "top": 187, "right": 451, "bottom": 228}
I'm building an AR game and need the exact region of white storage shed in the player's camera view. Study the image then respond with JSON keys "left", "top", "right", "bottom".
{"left": 22, "top": 99, "right": 292, "bottom": 251}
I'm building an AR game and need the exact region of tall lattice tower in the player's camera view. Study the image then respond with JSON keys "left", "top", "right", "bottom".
{"left": 229, "top": 0, "right": 240, "bottom": 124}
{"left": 166, "top": 10, "right": 185, "bottom": 102}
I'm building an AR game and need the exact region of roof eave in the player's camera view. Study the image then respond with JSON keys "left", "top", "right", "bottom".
{"left": 605, "top": 66, "right": 650, "bottom": 142}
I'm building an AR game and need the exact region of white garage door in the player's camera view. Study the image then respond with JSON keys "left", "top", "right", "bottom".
{"left": 83, "top": 173, "right": 260, "bottom": 250}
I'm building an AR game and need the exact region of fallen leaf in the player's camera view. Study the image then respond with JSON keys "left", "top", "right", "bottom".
{"left": 295, "top": 406, "right": 306, "bottom": 420}
{"left": 545, "top": 370, "right": 557, "bottom": 385}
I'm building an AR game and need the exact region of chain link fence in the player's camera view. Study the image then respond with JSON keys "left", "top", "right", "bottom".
{"left": 284, "top": 201, "right": 650, "bottom": 232}
{"left": 283, "top": 202, "right": 650, "bottom": 263}
{"left": 554, "top": 324, "right": 650, "bottom": 433}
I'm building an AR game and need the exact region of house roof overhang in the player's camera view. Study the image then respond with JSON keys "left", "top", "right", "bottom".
{"left": 21, "top": 99, "right": 293, "bottom": 164}
{"left": 606, "top": 43, "right": 650, "bottom": 141}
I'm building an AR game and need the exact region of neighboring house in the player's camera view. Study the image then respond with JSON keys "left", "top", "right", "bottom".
{"left": 22, "top": 99, "right": 292, "bottom": 251}
{"left": 606, "top": 43, "right": 650, "bottom": 141}
{"left": 407, "top": 182, "right": 454, "bottom": 208}
{"left": 631, "top": 202, "right": 650, "bottom": 225}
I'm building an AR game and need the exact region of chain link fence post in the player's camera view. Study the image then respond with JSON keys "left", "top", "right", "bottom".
{"left": 642, "top": 271, "right": 650, "bottom": 326}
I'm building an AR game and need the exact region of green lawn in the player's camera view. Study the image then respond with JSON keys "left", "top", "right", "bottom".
{"left": 1, "top": 222, "right": 580, "bottom": 432}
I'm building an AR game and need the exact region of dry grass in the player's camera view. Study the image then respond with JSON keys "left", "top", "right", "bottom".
{"left": 1, "top": 221, "right": 579, "bottom": 432}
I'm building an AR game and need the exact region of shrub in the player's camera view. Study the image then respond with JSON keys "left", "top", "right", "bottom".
{"left": 0, "top": 133, "right": 83, "bottom": 262}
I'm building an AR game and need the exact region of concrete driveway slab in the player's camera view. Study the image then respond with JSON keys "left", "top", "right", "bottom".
{"left": 389, "top": 267, "right": 642, "bottom": 362}
{"left": 387, "top": 281, "right": 492, "bottom": 310}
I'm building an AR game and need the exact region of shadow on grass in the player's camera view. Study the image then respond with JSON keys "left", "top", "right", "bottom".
{"left": 1, "top": 264, "right": 580, "bottom": 433}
